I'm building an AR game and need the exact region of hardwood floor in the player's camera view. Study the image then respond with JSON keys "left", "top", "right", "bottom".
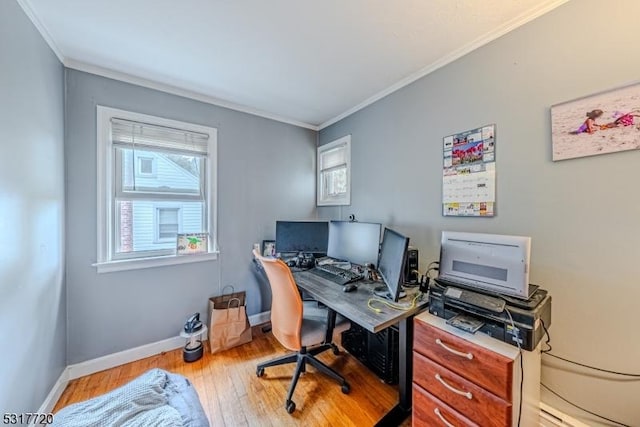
{"left": 54, "top": 326, "right": 412, "bottom": 426}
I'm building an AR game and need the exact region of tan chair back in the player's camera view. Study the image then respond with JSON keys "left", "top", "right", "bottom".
{"left": 253, "top": 249, "right": 303, "bottom": 351}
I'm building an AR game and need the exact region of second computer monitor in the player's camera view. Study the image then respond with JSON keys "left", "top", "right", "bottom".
{"left": 327, "top": 221, "right": 381, "bottom": 266}
{"left": 378, "top": 228, "right": 410, "bottom": 302}
{"left": 275, "top": 221, "right": 329, "bottom": 255}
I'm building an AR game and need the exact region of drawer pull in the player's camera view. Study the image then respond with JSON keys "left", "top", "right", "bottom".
{"left": 435, "top": 338, "right": 474, "bottom": 360}
{"left": 435, "top": 373, "right": 473, "bottom": 400}
{"left": 434, "top": 408, "right": 456, "bottom": 427}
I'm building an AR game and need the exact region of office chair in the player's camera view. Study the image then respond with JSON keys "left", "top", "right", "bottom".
{"left": 252, "top": 249, "right": 351, "bottom": 414}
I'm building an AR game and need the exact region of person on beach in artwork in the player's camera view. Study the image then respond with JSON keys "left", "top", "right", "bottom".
{"left": 570, "top": 109, "right": 603, "bottom": 134}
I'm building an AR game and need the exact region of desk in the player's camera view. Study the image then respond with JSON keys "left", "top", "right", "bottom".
{"left": 293, "top": 270, "right": 428, "bottom": 426}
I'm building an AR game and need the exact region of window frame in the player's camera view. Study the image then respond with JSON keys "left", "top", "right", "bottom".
{"left": 95, "top": 106, "right": 218, "bottom": 273}
{"left": 317, "top": 135, "right": 351, "bottom": 206}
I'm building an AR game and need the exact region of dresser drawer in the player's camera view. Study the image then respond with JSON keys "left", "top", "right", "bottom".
{"left": 413, "top": 383, "right": 478, "bottom": 427}
{"left": 413, "top": 352, "right": 511, "bottom": 427}
{"left": 414, "top": 317, "right": 513, "bottom": 400}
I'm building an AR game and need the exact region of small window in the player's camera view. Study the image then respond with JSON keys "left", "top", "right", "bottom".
{"left": 157, "top": 207, "right": 180, "bottom": 241}
{"left": 317, "top": 135, "right": 351, "bottom": 206}
{"left": 138, "top": 157, "right": 155, "bottom": 176}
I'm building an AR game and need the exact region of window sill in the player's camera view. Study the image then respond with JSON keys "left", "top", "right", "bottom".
{"left": 317, "top": 199, "right": 350, "bottom": 206}
{"left": 93, "top": 252, "right": 219, "bottom": 273}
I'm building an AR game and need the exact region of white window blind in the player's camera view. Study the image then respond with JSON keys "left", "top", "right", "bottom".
{"left": 111, "top": 118, "right": 209, "bottom": 155}
{"left": 319, "top": 145, "right": 348, "bottom": 171}
{"left": 317, "top": 135, "right": 351, "bottom": 206}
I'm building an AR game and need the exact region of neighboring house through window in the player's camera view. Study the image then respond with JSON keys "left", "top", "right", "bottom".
{"left": 96, "top": 106, "right": 218, "bottom": 272}
{"left": 317, "top": 135, "right": 351, "bottom": 206}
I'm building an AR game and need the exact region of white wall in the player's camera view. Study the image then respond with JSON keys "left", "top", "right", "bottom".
{"left": 0, "top": 0, "right": 66, "bottom": 414}
{"left": 319, "top": 1, "right": 640, "bottom": 425}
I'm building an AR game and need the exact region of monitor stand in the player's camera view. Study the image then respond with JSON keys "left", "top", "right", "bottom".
{"left": 373, "top": 285, "right": 406, "bottom": 301}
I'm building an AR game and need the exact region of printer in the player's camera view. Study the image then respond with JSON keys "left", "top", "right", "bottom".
{"left": 427, "top": 281, "right": 551, "bottom": 351}
{"left": 428, "top": 231, "right": 552, "bottom": 351}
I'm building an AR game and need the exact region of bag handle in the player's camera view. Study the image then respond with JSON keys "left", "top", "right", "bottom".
{"left": 222, "top": 285, "right": 235, "bottom": 295}
{"left": 226, "top": 298, "right": 244, "bottom": 321}
{"left": 227, "top": 297, "right": 241, "bottom": 308}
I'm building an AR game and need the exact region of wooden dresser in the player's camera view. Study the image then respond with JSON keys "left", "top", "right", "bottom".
{"left": 412, "top": 312, "right": 541, "bottom": 426}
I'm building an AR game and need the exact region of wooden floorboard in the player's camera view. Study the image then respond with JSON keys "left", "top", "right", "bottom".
{"left": 53, "top": 327, "right": 412, "bottom": 426}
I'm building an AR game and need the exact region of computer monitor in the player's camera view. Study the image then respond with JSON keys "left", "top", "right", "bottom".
{"left": 275, "top": 221, "right": 329, "bottom": 255}
{"left": 377, "top": 228, "right": 410, "bottom": 302}
{"left": 327, "top": 221, "right": 381, "bottom": 266}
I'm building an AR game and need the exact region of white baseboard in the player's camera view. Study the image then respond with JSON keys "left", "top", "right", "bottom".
{"left": 65, "top": 311, "right": 271, "bottom": 381}
{"left": 41, "top": 310, "right": 268, "bottom": 415}
{"left": 67, "top": 335, "right": 185, "bottom": 380}
{"left": 248, "top": 310, "right": 270, "bottom": 326}
{"left": 540, "top": 402, "right": 590, "bottom": 427}
{"left": 32, "top": 369, "right": 70, "bottom": 426}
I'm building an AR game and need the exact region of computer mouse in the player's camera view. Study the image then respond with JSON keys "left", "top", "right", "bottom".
{"left": 343, "top": 283, "right": 357, "bottom": 293}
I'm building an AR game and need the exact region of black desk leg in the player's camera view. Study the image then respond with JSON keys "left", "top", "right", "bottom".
{"left": 324, "top": 308, "right": 337, "bottom": 344}
{"left": 375, "top": 315, "right": 414, "bottom": 427}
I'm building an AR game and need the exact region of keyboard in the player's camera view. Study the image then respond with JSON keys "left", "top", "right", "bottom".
{"left": 443, "top": 286, "right": 506, "bottom": 313}
{"left": 308, "top": 264, "right": 363, "bottom": 285}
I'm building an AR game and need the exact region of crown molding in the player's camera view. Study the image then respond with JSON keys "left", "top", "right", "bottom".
{"left": 64, "top": 59, "right": 319, "bottom": 131}
{"left": 16, "top": 0, "right": 64, "bottom": 63}
{"left": 18, "top": 0, "right": 568, "bottom": 133}
{"left": 17, "top": 0, "right": 318, "bottom": 130}
{"left": 318, "top": 0, "right": 570, "bottom": 130}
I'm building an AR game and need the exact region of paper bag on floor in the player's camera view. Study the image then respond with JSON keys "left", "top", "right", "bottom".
{"left": 208, "top": 289, "right": 252, "bottom": 353}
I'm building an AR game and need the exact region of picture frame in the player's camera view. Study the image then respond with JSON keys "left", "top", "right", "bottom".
{"left": 177, "top": 233, "right": 208, "bottom": 255}
{"left": 261, "top": 240, "right": 276, "bottom": 257}
{"left": 551, "top": 82, "right": 640, "bottom": 161}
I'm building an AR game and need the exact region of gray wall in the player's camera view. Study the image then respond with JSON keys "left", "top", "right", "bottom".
{"left": 65, "top": 69, "right": 317, "bottom": 363}
{"left": 0, "top": 0, "right": 66, "bottom": 414}
{"left": 319, "top": 1, "right": 640, "bottom": 425}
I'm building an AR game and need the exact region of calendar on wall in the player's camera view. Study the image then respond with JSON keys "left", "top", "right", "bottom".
{"left": 442, "top": 124, "right": 496, "bottom": 217}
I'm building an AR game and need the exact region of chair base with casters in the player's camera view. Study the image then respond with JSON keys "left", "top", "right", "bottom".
{"left": 252, "top": 249, "right": 351, "bottom": 414}
{"left": 256, "top": 342, "right": 350, "bottom": 414}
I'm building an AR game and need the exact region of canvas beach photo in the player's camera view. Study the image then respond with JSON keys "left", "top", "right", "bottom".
{"left": 551, "top": 82, "right": 640, "bottom": 161}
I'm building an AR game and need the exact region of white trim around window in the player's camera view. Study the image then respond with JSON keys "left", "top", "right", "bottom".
{"left": 94, "top": 106, "right": 218, "bottom": 273}
{"left": 317, "top": 135, "right": 351, "bottom": 206}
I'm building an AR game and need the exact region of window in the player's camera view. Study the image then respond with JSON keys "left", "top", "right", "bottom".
{"left": 317, "top": 135, "right": 351, "bottom": 206}
{"left": 96, "top": 106, "right": 218, "bottom": 272}
{"left": 156, "top": 207, "right": 180, "bottom": 242}
{"left": 138, "top": 156, "right": 155, "bottom": 176}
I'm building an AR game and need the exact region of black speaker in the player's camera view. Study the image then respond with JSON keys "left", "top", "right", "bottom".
{"left": 404, "top": 247, "right": 419, "bottom": 284}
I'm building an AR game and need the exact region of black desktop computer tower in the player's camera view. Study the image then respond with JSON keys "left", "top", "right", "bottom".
{"left": 341, "top": 323, "right": 399, "bottom": 384}
{"left": 403, "top": 247, "right": 419, "bottom": 284}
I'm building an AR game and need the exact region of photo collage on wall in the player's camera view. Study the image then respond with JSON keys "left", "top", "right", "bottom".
{"left": 442, "top": 124, "right": 496, "bottom": 216}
